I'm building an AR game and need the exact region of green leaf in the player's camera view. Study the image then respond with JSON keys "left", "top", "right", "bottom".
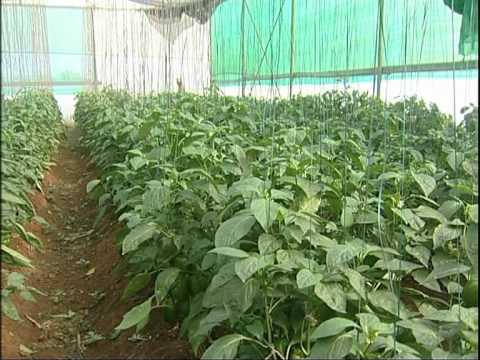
{"left": 143, "top": 185, "right": 170, "bottom": 213}
{"left": 129, "top": 156, "right": 147, "bottom": 170}
{"left": 369, "top": 290, "right": 412, "bottom": 319}
{"left": 201, "top": 253, "right": 217, "bottom": 271}
{"left": 19, "top": 344, "right": 34, "bottom": 355}
{"left": 180, "top": 168, "right": 220, "bottom": 192}
{"left": 340, "top": 206, "right": 354, "bottom": 228}
{"left": 1, "top": 296, "right": 20, "bottom": 320}
{"left": 250, "top": 198, "right": 282, "bottom": 232}
{"left": 1, "top": 244, "right": 33, "bottom": 268}
{"left": 379, "top": 171, "right": 403, "bottom": 181}
{"left": 433, "top": 224, "right": 463, "bottom": 249}
{"left": 86, "top": 179, "right": 101, "bottom": 193}
{"left": 7, "top": 272, "right": 26, "bottom": 289}
{"left": 423, "top": 262, "right": 470, "bottom": 283}
{"left": 122, "top": 222, "right": 157, "bottom": 255}
{"left": 201, "top": 334, "right": 245, "bottom": 360}
{"left": 343, "top": 268, "right": 366, "bottom": 300}
{"left": 287, "top": 225, "right": 304, "bottom": 243}
{"left": 195, "top": 307, "right": 229, "bottom": 338}
{"left": 122, "top": 273, "right": 151, "bottom": 300}
{"left": 308, "top": 337, "right": 336, "bottom": 359}
{"left": 412, "top": 269, "right": 441, "bottom": 292}
{"left": 258, "top": 233, "right": 282, "bottom": 255}
{"left": 32, "top": 215, "right": 49, "bottom": 227}
{"left": 463, "top": 159, "right": 478, "bottom": 179}
{"left": 392, "top": 208, "right": 425, "bottom": 231}
{"left": 311, "top": 318, "right": 359, "bottom": 340}
{"left": 245, "top": 319, "right": 264, "bottom": 340}
{"left": 214, "top": 214, "right": 255, "bottom": 248}
{"left": 284, "top": 127, "right": 306, "bottom": 144}
{"left": 271, "top": 189, "right": 294, "bottom": 201}
{"left": 308, "top": 232, "right": 337, "bottom": 248}
{"left": 464, "top": 224, "right": 478, "bottom": 273}
{"left": 438, "top": 200, "right": 461, "bottom": 219}
{"left": 155, "top": 268, "right": 180, "bottom": 303}
{"left": 209, "top": 247, "right": 249, "bottom": 258}
{"left": 412, "top": 172, "right": 436, "bottom": 197}
{"left": 205, "top": 263, "right": 236, "bottom": 293}
{"left": 301, "top": 196, "right": 321, "bottom": 213}
{"left": 281, "top": 176, "right": 322, "bottom": 198}
{"left": 314, "top": 281, "right": 347, "bottom": 313}
{"left": 328, "top": 334, "right": 354, "bottom": 359}
{"left": 397, "top": 319, "right": 442, "bottom": 351}
{"left": 377, "top": 336, "right": 420, "bottom": 357}
{"left": 451, "top": 304, "right": 478, "bottom": 331}
{"left": 115, "top": 297, "right": 152, "bottom": 330}
{"left": 414, "top": 205, "right": 447, "bottom": 223}
{"left": 1, "top": 191, "right": 27, "bottom": 205}
{"left": 235, "top": 257, "right": 259, "bottom": 283}
{"left": 374, "top": 259, "right": 423, "bottom": 273}
{"left": 234, "top": 255, "right": 273, "bottom": 283}
{"left": 356, "top": 313, "right": 394, "bottom": 335}
{"left": 232, "top": 144, "right": 250, "bottom": 175}
{"left": 447, "top": 151, "right": 464, "bottom": 171}
{"left": 326, "top": 244, "right": 360, "bottom": 269}
{"left": 466, "top": 204, "right": 478, "bottom": 223}
{"left": 296, "top": 268, "right": 318, "bottom": 289}
{"left": 228, "top": 177, "right": 265, "bottom": 197}
{"left": 406, "top": 245, "right": 430, "bottom": 268}
{"left": 19, "top": 290, "right": 35, "bottom": 302}
{"left": 431, "top": 348, "right": 461, "bottom": 360}
{"left": 419, "top": 303, "right": 459, "bottom": 322}
{"left": 355, "top": 210, "right": 379, "bottom": 224}
{"left": 14, "top": 223, "right": 42, "bottom": 249}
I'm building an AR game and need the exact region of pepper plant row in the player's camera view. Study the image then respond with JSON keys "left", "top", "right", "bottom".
{"left": 75, "top": 88, "right": 478, "bottom": 359}
{"left": 1, "top": 89, "right": 64, "bottom": 320}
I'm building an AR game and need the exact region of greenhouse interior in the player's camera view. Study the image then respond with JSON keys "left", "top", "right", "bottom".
{"left": 1, "top": 0, "right": 478, "bottom": 359}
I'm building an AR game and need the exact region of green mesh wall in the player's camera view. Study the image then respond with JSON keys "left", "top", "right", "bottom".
{"left": 48, "top": 7, "right": 90, "bottom": 94}
{"left": 211, "top": 0, "right": 478, "bottom": 85}
{"left": 47, "top": 8, "right": 85, "bottom": 83}
{"left": 211, "top": 0, "right": 291, "bottom": 84}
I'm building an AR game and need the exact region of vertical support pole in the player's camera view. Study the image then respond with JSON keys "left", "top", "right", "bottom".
{"left": 289, "top": 0, "right": 296, "bottom": 99}
{"left": 208, "top": 15, "right": 213, "bottom": 91}
{"left": 90, "top": 6, "right": 98, "bottom": 89}
{"left": 240, "top": 0, "right": 246, "bottom": 97}
{"left": 164, "top": 52, "right": 168, "bottom": 91}
{"left": 375, "top": 0, "right": 384, "bottom": 97}
{"left": 167, "top": 40, "right": 172, "bottom": 91}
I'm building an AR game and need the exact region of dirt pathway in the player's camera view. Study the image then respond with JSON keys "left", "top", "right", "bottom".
{"left": 1, "top": 127, "right": 192, "bottom": 359}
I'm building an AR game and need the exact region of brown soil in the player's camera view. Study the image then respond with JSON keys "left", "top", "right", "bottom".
{"left": 1, "top": 127, "right": 193, "bottom": 359}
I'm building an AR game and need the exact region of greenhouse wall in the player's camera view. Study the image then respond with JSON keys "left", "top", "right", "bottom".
{"left": 1, "top": 0, "right": 211, "bottom": 120}
{"left": 211, "top": 0, "right": 478, "bottom": 118}
{"left": 1, "top": 0, "right": 478, "bottom": 119}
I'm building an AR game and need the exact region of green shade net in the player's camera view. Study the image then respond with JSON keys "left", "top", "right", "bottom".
{"left": 211, "top": 0, "right": 478, "bottom": 86}
{"left": 444, "top": 0, "right": 478, "bottom": 55}
{"left": 1, "top": 0, "right": 477, "bottom": 95}
{"left": 47, "top": 7, "right": 93, "bottom": 94}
